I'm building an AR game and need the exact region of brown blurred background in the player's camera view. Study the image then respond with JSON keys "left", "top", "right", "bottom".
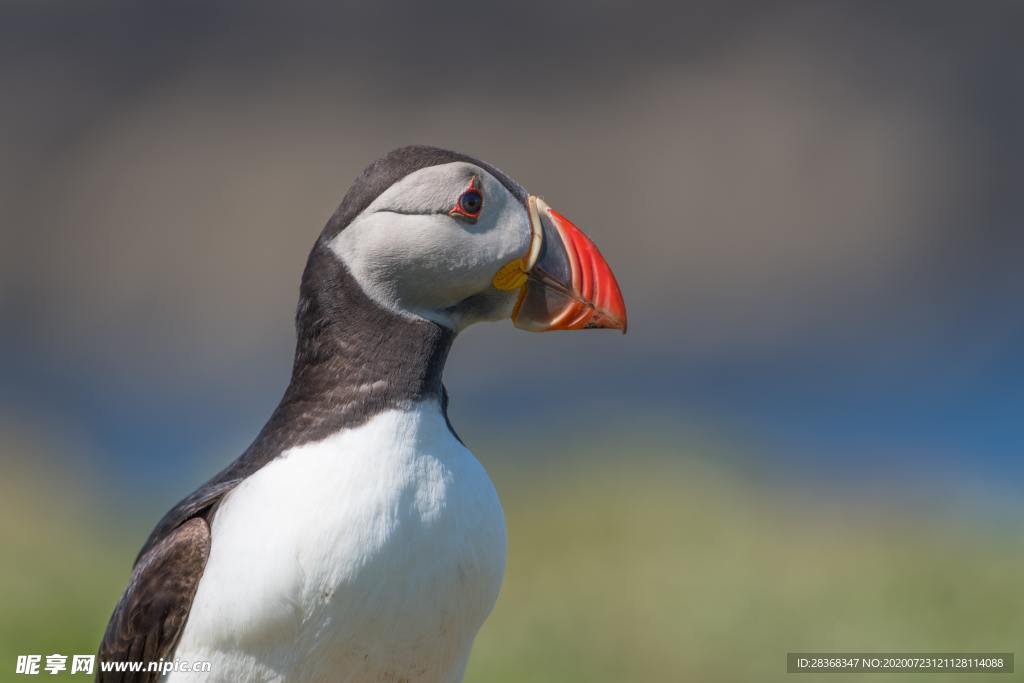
{"left": 2, "top": 2, "right": 1023, "bottom": 681}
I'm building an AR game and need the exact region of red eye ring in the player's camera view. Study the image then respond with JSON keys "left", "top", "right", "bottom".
{"left": 449, "top": 176, "right": 483, "bottom": 222}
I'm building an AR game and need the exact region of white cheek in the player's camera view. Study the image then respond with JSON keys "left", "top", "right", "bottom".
{"left": 327, "top": 163, "right": 531, "bottom": 325}
{"left": 327, "top": 213, "right": 475, "bottom": 314}
{"left": 332, "top": 206, "right": 529, "bottom": 320}
{"left": 402, "top": 212, "right": 527, "bottom": 312}
{"left": 328, "top": 214, "right": 402, "bottom": 306}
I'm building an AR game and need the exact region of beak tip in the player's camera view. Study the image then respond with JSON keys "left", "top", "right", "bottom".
{"left": 510, "top": 198, "right": 628, "bottom": 335}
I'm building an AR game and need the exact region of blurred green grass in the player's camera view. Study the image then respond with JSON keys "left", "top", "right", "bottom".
{"left": 3, "top": 436, "right": 1022, "bottom": 681}
{"left": 470, "top": 445, "right": 1024, "bottom": 682}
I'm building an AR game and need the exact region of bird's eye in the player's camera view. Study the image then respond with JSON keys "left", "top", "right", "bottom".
{"left": 459, "top": 191, "right": 482, "bottom": 215}
{"left": 449, "top": 176, "right": 484, "bottom": 222}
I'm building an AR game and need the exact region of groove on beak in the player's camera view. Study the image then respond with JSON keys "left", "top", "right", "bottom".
{"left": 507, "top": 197, "right": 627, "bottom": 333}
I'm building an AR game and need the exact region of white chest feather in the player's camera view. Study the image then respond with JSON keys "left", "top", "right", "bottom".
{"left": 167, "top": 401, "right": 507, "bottom": 683}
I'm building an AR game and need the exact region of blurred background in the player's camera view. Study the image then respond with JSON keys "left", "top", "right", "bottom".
{"left": 2, "top": 1, "right": 1023, "bottom": 680}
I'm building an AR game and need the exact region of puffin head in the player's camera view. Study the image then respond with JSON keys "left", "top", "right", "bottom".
{"left": 318, "top": 145, "right": 627, "bottom": 334}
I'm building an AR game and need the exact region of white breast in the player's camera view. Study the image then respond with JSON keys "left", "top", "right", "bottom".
{"left": 165, "top": 400, "right": 507, "bottom": 683}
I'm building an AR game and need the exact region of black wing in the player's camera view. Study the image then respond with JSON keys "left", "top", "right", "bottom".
{"left": 96, "top": 518, "right": 210, "bottom": 683}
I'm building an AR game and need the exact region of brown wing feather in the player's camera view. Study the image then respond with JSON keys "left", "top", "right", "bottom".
{"left": 96, "top": 517, "right": 210, "bottom": 683}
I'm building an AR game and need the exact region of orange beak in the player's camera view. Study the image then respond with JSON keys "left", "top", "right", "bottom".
{"left": 505, "top": 196, "right": 627, "bottom": 333}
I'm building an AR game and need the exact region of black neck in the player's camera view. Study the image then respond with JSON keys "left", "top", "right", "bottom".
{"left": 288, "top": 241, "right": 454, "bottom": 414}
{"left": 218, "top": 243, "right": 454, "bottom": 482}
{"left": 144, "top": 242, "right": 458, "bottom": 555}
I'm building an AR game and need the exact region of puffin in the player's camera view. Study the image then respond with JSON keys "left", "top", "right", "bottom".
{"left": 97, "top": 145, "right": 627, "bottom": 683}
